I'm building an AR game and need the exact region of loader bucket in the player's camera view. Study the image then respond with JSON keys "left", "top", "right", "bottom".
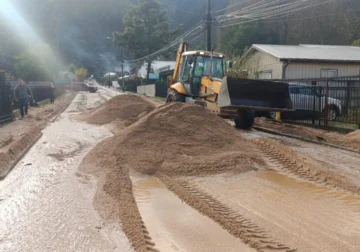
{"left": 218, "top": 77, "right": 293, "bottom": 112}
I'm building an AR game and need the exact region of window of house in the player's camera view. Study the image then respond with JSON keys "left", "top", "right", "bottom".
{"left": 320, "top": 69, "right": 338, "bottom": 78}
{"left": 256, "top": 70, "right": 272, "bottom": 79}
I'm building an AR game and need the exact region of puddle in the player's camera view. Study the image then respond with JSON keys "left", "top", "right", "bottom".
{"left": 257, "top": 171, "right": 360, "bottom": 206}
{"left": 132, "top": 176, "right": 256, "bottom": 252}
{"left": 132, "top": 177, "right": 165, "bottom": 203}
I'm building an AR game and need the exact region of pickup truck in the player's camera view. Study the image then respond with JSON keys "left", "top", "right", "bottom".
{"left": 270, "top": 83, "right": 342, "bottom": 121}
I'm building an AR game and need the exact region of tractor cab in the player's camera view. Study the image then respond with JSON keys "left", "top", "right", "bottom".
{"left": 178, "top": 51, "right": 225, "bottom": 96}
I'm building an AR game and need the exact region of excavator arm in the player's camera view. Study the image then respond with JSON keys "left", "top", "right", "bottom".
{"left": 167, "top": 41, "right": 188, "bottom": 87}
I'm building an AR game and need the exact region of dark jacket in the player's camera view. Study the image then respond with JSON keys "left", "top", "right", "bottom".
{"left": 14, "top": 84, "right": 33, "bottom": 101}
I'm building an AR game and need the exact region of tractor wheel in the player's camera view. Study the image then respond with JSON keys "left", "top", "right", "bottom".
{"left": 166, "top": 90, "right": 185, "bottom": 103}
{"left": 234, "top": 110, "right": 254, "bottom": 130}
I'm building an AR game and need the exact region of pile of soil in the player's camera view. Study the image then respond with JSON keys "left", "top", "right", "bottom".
{"left": 346, "top": 130, "right": 360, "bottom": 148}
{"left": 255, "top": 117, "right": 360, "bottom": 150}
{"left": 0, "top": 134, "right": 13, "bottom": 148}
{"left": 84, "top": 103, "right": 263, "bottom": 177}
{"left": 80, "top": 103, "right": 264, "bottom": 251}
{"left": 0, "top": 126, "right": 42, "bottom": 178}
{"left": 85, "top": 94, "right": 156, "bottom": 129}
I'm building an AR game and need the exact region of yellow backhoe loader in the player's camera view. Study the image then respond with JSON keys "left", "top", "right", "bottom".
{"left": 166, "top": 42, "right": 293, "bottom": 129}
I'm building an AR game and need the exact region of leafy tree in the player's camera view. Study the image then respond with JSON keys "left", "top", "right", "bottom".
{"left": 219, "top": 21, "right": 279, "bottom": 57}
{"left": 113, "top": 0, "right": 180, "bottom": 77}
{"left": 14, "top": 43, "right": 60, "bottom": 81}
{"left": 67, "top": 64, "right": 77, "bottom": 73}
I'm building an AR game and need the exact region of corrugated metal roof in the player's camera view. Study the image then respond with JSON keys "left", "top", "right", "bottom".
{"left": 252, "top": 44, "right": 360, "bottom": 62}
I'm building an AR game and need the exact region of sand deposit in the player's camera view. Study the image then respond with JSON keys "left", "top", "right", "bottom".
{"left": 80, "top": 103, "right": 264, "bottom": 251}
{"left": 85, "top": 94, "right": 156, "bottom": 128}
{"left": 255, "top": 117, "right": 360, "bottom": 150}
{"left": 0, "top": 126, "right": 42, "bottom": 178}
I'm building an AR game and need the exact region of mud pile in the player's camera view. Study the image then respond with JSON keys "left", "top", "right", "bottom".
{"left": 84, "top": 103, "right": 263, "bottom": 177}
{"left": 80, "top": 103, "right": 264, "bottom": 251}
{"left": 346, "top": 130, "right": 360, "bottom": 148}
{"left": 0, "top": 126, "right": 42, "bottom": 178}
{"left": 0, "top": 134, "right": 13, "bottom": 148}
{"left": 255, "top": 117, "right": 360, "bottom": 150}
{"left": 85, "top": 94, "right": 156, "bottom": 128}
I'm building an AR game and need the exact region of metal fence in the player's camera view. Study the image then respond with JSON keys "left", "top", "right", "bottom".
{"left": 279, "top": 76, "right": 360, "bottom": 130}
{"left": 0, "top": 81, "right": 13, "bottom": 123}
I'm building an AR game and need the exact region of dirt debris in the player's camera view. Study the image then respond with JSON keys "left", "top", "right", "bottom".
{"left": 85, "top": 94, "right": 156, "bottom": 129}
{"left": 255, "top": 117, "right": 360, "bottom": 150}
{"left": 0, "top": 126, "right": 42, "bottom": 178}
{"left": 346, "top": 129, "right": 360, "bottom": 147}
{"left": 251, "top": 137, "right": 360, "bottom": 194}
{"left": 79, "top": 103, "right": 264, "bottom": 251}
{"left": 99, "top": 103, "right": 263, "bottom": 177}
{"left": 0, "top": 134, "right": 13, "bottom": 148}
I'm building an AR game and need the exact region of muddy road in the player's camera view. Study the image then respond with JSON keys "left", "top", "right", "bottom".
{"left": 1, "top": 87, "right": 360, "bottom": 252}
{"left": 0, "top": 87, "right": 133, "bottom": 252}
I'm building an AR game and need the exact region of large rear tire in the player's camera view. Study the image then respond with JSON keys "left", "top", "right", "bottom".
{"left": 234, "top": 110, "right": 254, "bottom": 129}
{"left": 166, "top": 89, "right": 185, "bottom": 103}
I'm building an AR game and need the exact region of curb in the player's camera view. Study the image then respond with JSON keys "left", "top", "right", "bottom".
{"left": 48, "top": 102, "right": 71, "bottom": 122}
{"left": 253, "top": 126, "right": 360, "bottom": 154}
{"left": 0, "top": 132, "right": 43, "bottom": 180}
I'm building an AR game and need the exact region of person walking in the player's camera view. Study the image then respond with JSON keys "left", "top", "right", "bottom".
{"left": 14, "top": 78, "right": 33, "bottom": 119}
{"left": 50, "top": 82, "right": 55, "bottom": 104}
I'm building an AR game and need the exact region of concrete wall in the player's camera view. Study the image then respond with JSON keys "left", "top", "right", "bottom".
{"left": 244, "top": 51, "right": 282, "bottom": 79}
{"left": 112, "top": 81, "right": 120, "bottom": 89}
{"left": 137, "top": 84, "right": 156, "bottom": 97}
{"left": 285, "top": 62, "right": 360, "bottom": 79}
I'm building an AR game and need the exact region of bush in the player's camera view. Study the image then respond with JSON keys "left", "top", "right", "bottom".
{"left": 122, "top": 77, "right": 141, "bottom": 92}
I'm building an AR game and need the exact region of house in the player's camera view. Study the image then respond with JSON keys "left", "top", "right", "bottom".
{"left": 136, "top": 61, "right": 176, "bottom": 78}
{"left": 240, "top": 44, "right": 360, "bottom": 80}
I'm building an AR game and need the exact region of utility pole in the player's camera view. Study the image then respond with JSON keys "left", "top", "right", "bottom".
{"left": 206, "top": 0, "right": 212, "bottom": 51}
{"left": 121, "top": 48, "right": 124, "bottom": 91}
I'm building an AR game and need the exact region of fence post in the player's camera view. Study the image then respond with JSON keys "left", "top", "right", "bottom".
{"left": 318, "top": 86, "right": 322, "bottom": 126}
{"left": 311, "top": 81, "right": 316, "bottom": 127}
{"left": 324, "top": 79, "right": 329, "bottom": 128}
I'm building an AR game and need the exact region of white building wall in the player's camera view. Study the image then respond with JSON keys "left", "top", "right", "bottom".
{"left": 244, "top": 51, "right": 282, "bottom": 79}
{"left": 285, "top": 62, "right": 360, "bottom": 79}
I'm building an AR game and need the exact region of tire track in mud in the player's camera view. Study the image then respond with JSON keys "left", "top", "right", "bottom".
{"left": 140, "top": 220, "right": 159, "bottom": 252}
{"left": 157, "top": 174, "right": 297, "bottom": 252}
{"left": 250, "top": 138, "right": 360, "bottom": 195}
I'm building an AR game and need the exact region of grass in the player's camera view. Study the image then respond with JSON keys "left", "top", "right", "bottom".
{"left": 328, "top": 121, "right": 360, "bottom": 130}
{"left": 37, "top": 99, "right": 51, "bottom": 106}
{"left": 154, "top": 96, "right": 166, "bottom": 102}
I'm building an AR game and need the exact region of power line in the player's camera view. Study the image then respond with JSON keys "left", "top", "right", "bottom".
{"left": 126, "top": 22, "right": 205, "bottom": 63}
{"left": 220, "top": 0, "right": 335, "bottom": 28}
{"left": 217, "top": 0, "right": 317, "bottom": 23}
{"left": 129, "top": 28, "right": 205, "bottom": 63}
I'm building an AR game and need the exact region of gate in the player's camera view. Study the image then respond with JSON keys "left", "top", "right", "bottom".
{"left": 280, "top": 76, "right": 360, "bottom": 130}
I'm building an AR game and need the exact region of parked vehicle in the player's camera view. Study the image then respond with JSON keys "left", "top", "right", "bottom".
{"left": 270, "top": 83, "right": 342, "bottom": 121}
{"left": 71, "top": 82, "right": 98, "bottom": 93}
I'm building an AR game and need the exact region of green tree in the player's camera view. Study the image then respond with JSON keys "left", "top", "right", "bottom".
{"left": 219, "top": 21, "right": 279, "bottom": 57}
{"left": 14, "top": 43, "right": 60, "bottom": 81}
{"left": 67, "top": 64, "right": 77, "bottom": 73}
{"left": 113, "top": 0, "right": 180, "bottom": 77}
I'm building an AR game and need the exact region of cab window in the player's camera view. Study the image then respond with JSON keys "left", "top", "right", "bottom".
{"left": 194, "top": 56, "right": 224, "bottom": 79}
{"left": 180, "top": 56, "right": 194, "bottom": 82}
